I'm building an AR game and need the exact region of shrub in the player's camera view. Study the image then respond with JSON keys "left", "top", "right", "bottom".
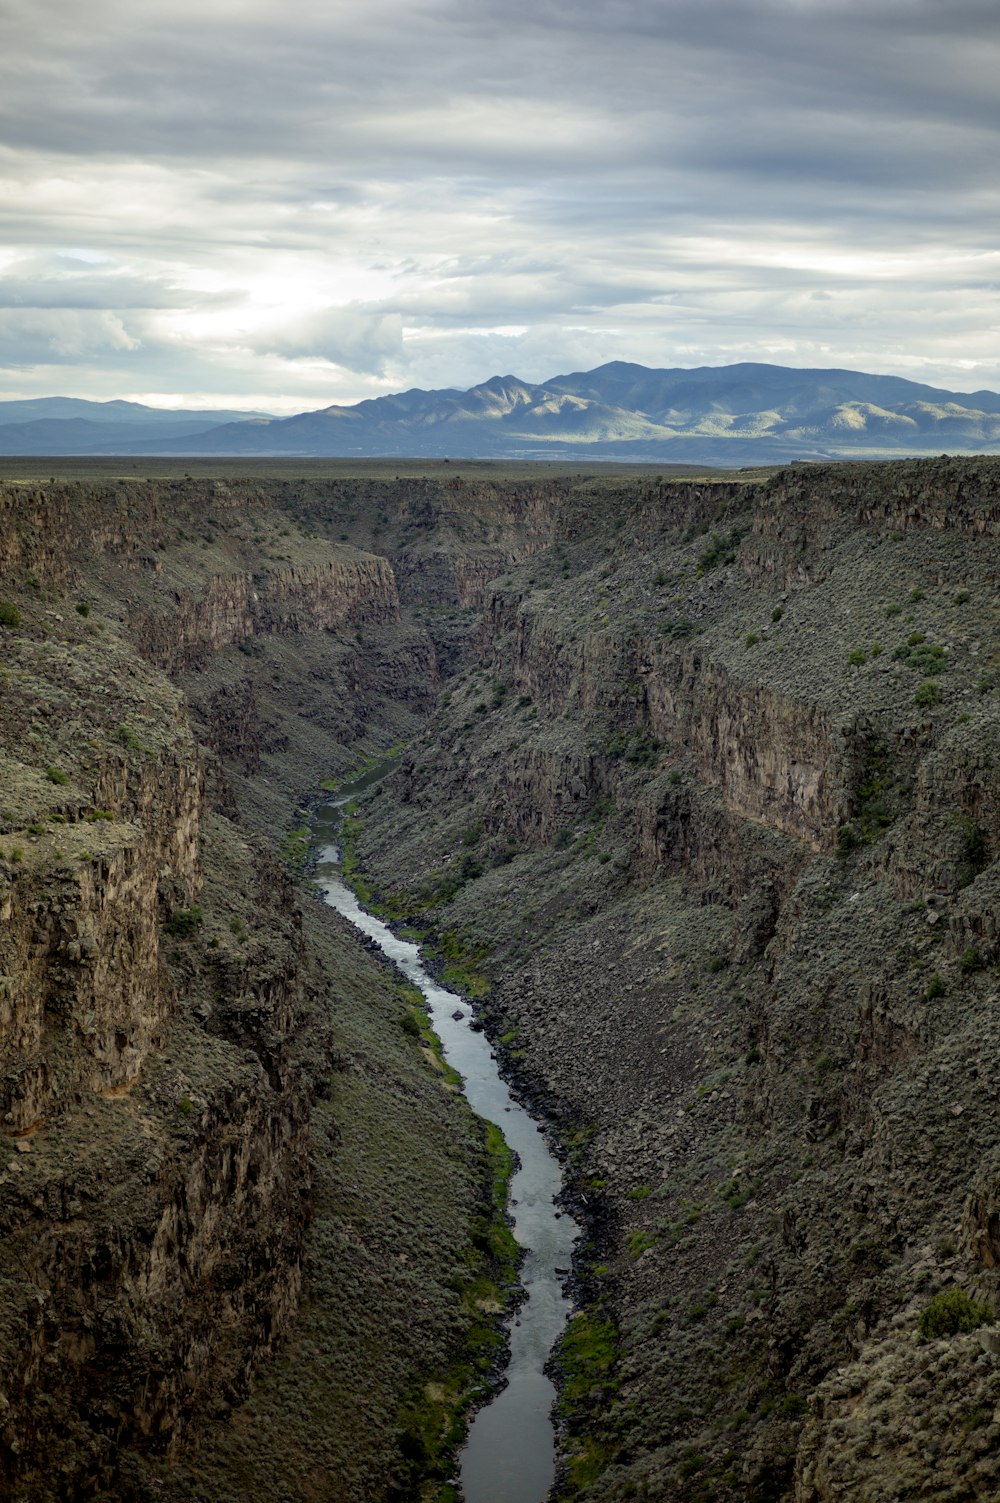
{"left": 960, "top": 946, "right": 983, "bottom": 974}
{"left": 607, "top": 730, "right": 662, "bottom": 767}
{"left": 661, "top": 616, "right": 695, "bottom": 640}
{"left": 915, "top": 681, "right": 943, "bottom": 709}
{"left": 164, "top": 905, "right": 203, "bottom": 938}
{"left": 0, "top": 602, "right": 21, "bottom": 628}
{"left": 924, "top": 973, "right": 946, "bottom": 1000}
{"left": 771, "top": 606, "right": 784, "bottom": 623}
{"left": 836, "top": 823, "right": 859, "bottom": 857}
{"left": 847, "top": 648, "right": 866, "bottom": 667}
{"left": 894, "top": 640, "right": 947, "bottom": 675}
{"left": 954, "top": 589, "right": 971, "bottom": 605}
{"left": 697, "top": 526, "right": 745, "bottom": 574}
{"left": 45, "top": 766, "right": 68, "bottom": 785}
{"left": 75, "top": 602, "right": 90, "bottom": 617}
{"left": 918, "top": 1288, "right": 993, "bottom": 1340}
{"left": 116, "top": 723, "right": 148, "bottom": 753}
{"left": 956, "top": 816, "right": 988, "bottom": 888}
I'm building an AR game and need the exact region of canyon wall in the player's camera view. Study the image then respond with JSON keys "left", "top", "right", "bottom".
{"left": 351, "top": 456, "right": 1000, "bottom": 1503}
{"left": 0, "top": 472, "right": 491, "bottom": 1501}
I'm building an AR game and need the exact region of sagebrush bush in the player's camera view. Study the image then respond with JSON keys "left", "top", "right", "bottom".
{"left": 918, "top": 1288, "right": 993, "bottom": 1340}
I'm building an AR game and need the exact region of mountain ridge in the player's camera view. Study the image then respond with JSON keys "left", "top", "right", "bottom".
{"left": 4, "top": 363, "right": 1000, "bottom": 460}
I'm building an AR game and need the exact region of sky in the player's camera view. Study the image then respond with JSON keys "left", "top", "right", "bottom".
{"left": 1, "top": 0, "right": 999, "bottom": 413}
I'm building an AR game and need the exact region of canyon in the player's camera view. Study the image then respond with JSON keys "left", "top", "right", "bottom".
{"left": 0, "top": 455, "right": 998, "bottom": 1502}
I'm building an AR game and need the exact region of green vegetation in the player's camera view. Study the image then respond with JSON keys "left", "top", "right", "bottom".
{"left": 45, "top": 765, "right": 69, "bottom": 785}
{"left": 918, "top": 1288, "right": 994, "bottom": 1340}
{"left": 696, "top": 526, "right": 745, "bottom": 575}
{"left": 955, "top": 815, "right": 988, "bottom": 889}
{"left": 893, "top": 638, "right": 948, "bottom": 675}
{"left": 915, "top": 680, "right": 943, "bottom": 709}
{"left": 660, "top": 616, "right": 695, "bottom": 640}
{"left": 280, "top": 820, "right": 311, "bottom": 872}
{"left": 391, "top": 1118, "right": 519, "bottom": 1501}
{"left": 846, "top": 738, "right": 912, "bottom": 844}
{"left": 164, "top": 905, "right": 204, "bottom": 938}
{"left": 438, "top": 930, "right": 492, "bottom": 1001}
{"left": 116, "top": 722, "right": 149, "bottom": 754}
{"left": 554, "top": 1312, "right": 619, "bottom": 1495}
{"left": 0, "top": 601, "right": 21, "bottom": 628}
{"left": 606, "top": 729, "right": 662, "bottom": 767}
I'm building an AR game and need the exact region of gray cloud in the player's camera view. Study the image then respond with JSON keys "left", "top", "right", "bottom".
{"left": 0, "top": 0, "right": 998, "bottom": 408}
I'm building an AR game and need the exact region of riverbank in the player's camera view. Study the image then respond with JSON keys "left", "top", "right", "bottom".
{"left": 313, "top": 790, "right": 582, "bottom": 1502}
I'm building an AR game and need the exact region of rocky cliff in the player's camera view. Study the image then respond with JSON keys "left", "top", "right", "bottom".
{"left": 351, "top": 456, "right": 1000, "bottom": 1502}
{"left": 0, "top": 471, "right": 499, "bottom": 1501}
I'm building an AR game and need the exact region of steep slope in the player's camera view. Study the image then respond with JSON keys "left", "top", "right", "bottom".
{"left": 351, "top": 457, "right": 1000, "bottom": 1502}
{"left": 0, "top": 474, "right": 515, "bottom": 1501}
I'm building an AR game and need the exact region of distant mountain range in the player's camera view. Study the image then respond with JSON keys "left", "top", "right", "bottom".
{"left": 4, "top": 363, "right": 1000, "bottom": 462}
{"left": 0, "top": 398, "right": 276, "bottom": 457}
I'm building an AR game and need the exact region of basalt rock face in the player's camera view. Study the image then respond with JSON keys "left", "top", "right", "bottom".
{"left": 0, "top": 612, "right": 320, "bottom": 1498}
{"left": 131, "top": 553, "right": 400, "bottom": 676}
{"left": 0, "top": 471, "right": 495, "bottom": 1501}
{"left": 353, "top": 456, "right": 1000, "bottom": 1502}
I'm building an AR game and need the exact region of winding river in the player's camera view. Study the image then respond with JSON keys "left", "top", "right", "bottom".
{"left": 312, "top": 779, "right": 581, "bottom": 1503}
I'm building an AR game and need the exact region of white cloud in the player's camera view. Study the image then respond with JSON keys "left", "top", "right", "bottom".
{"left": 0, "top": 0, "right": 999, "bottom": 407}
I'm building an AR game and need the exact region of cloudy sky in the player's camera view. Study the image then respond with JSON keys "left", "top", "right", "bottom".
{"left": 1, "top": 0, "right": 998, "bottom": 412}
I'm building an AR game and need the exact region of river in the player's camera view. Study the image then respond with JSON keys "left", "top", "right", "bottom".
{"left": 311, "top": 781, "right": 581, "bottom": 1503}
